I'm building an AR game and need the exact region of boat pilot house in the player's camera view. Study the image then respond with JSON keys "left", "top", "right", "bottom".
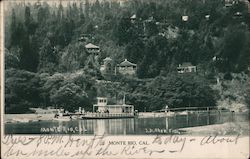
{"left": 93, "top": 97, "right": 134, "bottom": 114}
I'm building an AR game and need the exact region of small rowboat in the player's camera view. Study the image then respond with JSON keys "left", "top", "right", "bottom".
{"left": 53, "top": 117, "right": 71, "bottom": 121}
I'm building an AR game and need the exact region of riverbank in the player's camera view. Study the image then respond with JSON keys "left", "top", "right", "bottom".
{"left": 5, "top": 111, "right": 248, "bottom": 121}
{"left": 4, "top": 112, "right": 167, "bottom": 121}
{"left": 4, "top": 114, "right": 54, "bottom": 123}
{"left": 178, "top": 122, "right": 249, "bottom": 135}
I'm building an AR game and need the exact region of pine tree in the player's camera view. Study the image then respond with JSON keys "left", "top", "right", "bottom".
{"left": 10, "top": 9, "right": 17, "bottom": 47}
{"left": 85, "top": 0, "right": 90, "bottom": 18}
{"left": 79, "top": 2, "right": 85, "bottom": 24}
{"left": 24, "top": 6, "right": 31, "bottom": 29}
{"left": 57, "top": 1, "right": 64, "bottom": 20}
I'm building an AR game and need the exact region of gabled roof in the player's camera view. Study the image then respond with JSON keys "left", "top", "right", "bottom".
{"left": 130, "top": 14, "right": 136, "bottom": 19}
{"left": 103, "top": 57, "right": 112, "bottom": 61}
{"left": 118, "top": 59, "right": 137, "bottom": 67}
{"left": 85, "top": 43, "right": 99, "bottom": 49}
{"left": 178, "top": 62, "right": 195, "bottom": 67}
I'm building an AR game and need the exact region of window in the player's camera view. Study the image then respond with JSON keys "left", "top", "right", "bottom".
{"left": 107, "top": 63, "right": 112, "bottom": 72}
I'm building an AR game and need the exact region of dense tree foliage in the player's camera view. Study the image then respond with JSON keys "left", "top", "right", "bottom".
{"left": 94, "top": 74, "right": 219, "bottom": 112}
{"left": 5, "top": 0, "right": 250, "bottom": 75}
{"left": 4, "top": 0, "right": 250, "bottom": 113}
{"left": 50, "top": 83, "right": 90, "bottom": 112}
{"left": 5, "top": 69, "right": 41, "bottom": 113}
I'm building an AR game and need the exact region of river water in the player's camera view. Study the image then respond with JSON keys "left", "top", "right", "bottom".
{"left": 4, "top": 112, "right": 248, "bottom": 135}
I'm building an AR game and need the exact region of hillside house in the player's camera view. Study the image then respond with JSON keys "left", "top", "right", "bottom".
{"left": 130, "top": 14, "right": 136, "bottom": 23}
{"left": 85, "top": 43, "right": 100, "bottom": 56}
{"left": 117, "top": 59, "right": 137, "bottom": 75}
{"left": 100, "top": 57, "right": 115, "bottom": 74}
{"left": 79, "top": 34, "right": 93, "bottom": 42}
{"left": 182, "top": 15, "right": 189, "bottom": 22}
{"left": 234, "top": 11, "right": 243, "bottom": 18}
{"left": 177, "top": 62, "right": 197, "bottom": 73}
{"left": 224, "top": 0, "right": 238, "bottom": 7}
{"left": 205, "top": 14, "right": 210, "bottom": 20}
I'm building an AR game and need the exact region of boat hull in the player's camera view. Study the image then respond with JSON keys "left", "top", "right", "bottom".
{"left": 80, "top": 115, "right": 135, "bottom": 120}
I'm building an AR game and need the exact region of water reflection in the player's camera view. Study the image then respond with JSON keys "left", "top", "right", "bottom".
{"left": 78, "top": 120, "right": 87, "bottom": 134}
{"left": 93, "top": 119, "right": 135, "bottom": 135}
{"left": 166, "top": 117, "right": 169, "bottom": 130}
{"left": 4, "top": 112, "right": 248, "bottom": 134}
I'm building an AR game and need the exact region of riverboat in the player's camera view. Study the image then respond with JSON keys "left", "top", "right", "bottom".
{"left": 80, "top": 113, "right": 135, "bottom": 119}
{"left": 81, "top": 97, "right": 136, "bottom": 119}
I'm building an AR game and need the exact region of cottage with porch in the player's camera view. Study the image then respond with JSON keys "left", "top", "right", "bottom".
{"left": 100, "top": 57, "right": 115, "bottom": 74}
{"left": 85, "top": 43, "right": 100, "bottom": 56}
{"left": 177, "top": 62, "right": 197, "bottom": 73}
{"left": 117, "top": 59, "right": 137, "bottom": 75}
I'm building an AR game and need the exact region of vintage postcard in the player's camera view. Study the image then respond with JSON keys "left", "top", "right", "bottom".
{"left": 1, "top": 0, "right": 250, "bottom": 158}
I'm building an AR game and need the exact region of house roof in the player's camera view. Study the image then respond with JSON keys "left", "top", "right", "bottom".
{"left": 130, "top": 14, "right": 136, "bottom": 19}
{"left": 85, "top": 43, "right": 99, "bottom": 49}
{"left": 103, "top": 57, "right": 112, "bottom": 61}
{"left": 178, "top": 62, "right": 195, "bottom": 67}
{"left": 97, "top": 97, "right": 107, "bottom": 100}
{"left": 118, "top": 59, "right": 137, "bottom": 67}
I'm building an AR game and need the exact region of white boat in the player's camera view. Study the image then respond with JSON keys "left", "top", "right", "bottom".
{"left": 53, "top": 117, "right": 71, "bottom": 121}
{"left": 71, "top": 116, "right": 78, "bottom": 120}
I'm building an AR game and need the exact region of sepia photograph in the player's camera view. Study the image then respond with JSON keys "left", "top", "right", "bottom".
{"left": 1, "top": 0, "right": 250, "bottom": 158}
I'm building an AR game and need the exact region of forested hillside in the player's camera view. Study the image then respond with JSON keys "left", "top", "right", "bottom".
{"left": 4, "top": 0, "right": 250, "bottom": 113}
